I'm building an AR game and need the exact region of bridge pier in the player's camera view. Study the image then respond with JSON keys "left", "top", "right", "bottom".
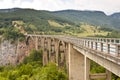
{"left": 84, "top": 56, "right": 90, "bottom": 80}
{"left": 43, "top": 50, "right": 48, "bottom": 66}
{"left": 41, "top": 37, "right": 49, "bottom": 66}
{"left": 47, "top": 38, "right": 51, "bottom": 62}
{"left": 68, "top": 44, "right": 91, "bottom": 80}
{"left": 106, "top": 70, "right": 111, "bottom": 80}
{"left": 58, "top": 41, "right": 66, "bottom": 67}
{"left": 50, "top": 39, "right": 56, "bottom": 63}
{"left": 35, "top": 37, "right": 38, "bottom": 50}
{"left": 55, "top": 40, "right": 59, "bottom": 64}
{"left": 68, "top": 43, "right": 85, "bottom": 80}
{"left": 64, "top": 43, "right": 69, "bottom": 73}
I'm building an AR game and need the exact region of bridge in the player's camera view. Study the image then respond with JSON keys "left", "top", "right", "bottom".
{"left": 26, "top": 34, "right": 120, "bottom": 80}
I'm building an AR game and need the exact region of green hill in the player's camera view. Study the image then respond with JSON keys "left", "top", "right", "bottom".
{"left": 53, "top": 10, "right": 120, "bottom": 30}
{"left": 0, "top": 8, "right": 74, "bottom": 32}
{"left": 0, "top": 8, "right": 120, "bottom": 37}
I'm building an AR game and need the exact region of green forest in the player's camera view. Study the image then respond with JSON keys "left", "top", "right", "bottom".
{"left": 0, "top": 49, "right": 68, "bottom": 80}
{"left": 0, "top": 8, "right": 120, "bottom": 37}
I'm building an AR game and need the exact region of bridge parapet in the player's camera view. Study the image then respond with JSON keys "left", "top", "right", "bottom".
{"left": 27, "top": 34, "right": 120, "bottom": 55}
{"left": 26, "top": 34, "right": 120, "bottom": 63}
{"left": 82, "top": 37, "right": 120, "bottom": 44}
{"left": 54, "top": 36, "right": 120, "bottom": 56}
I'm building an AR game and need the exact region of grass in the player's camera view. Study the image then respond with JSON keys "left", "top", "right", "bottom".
{"left": 48, "top": 20, "right": 71, "bottom": 28}
{"left": 68, "top": 24, "right": 109, "bottom": 37}
{"left": 77, "top": 31, "right": 108, "bottom": 37}
{"left": 48, "top": 20, "right": 64, "bottom": 27}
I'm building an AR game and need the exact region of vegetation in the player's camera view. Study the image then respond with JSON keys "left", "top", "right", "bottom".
{"left": 0, "top": 8, "right": 74, "bottom": 34}
{"left": 2, "top": 26, "right": 25, "bottom": 42}
{"left": 90, "top": 61, "right": 105, "bottom": 74}
{"left": 106, "top": 30, "right": 120, "bottom": 38}
{"left": 23, "top": 49, "right": 43, "bottom": 64}
{"left": 53, "top": 10, "right": 120, "bottom": 30}
{"left": 90, "top": 61, "right": 120, "bottom": 80}
{"left": 0, "top": 8, "right": 119, "bottom": 37}
{"left": 91, "top": 30, "right": 120, "bottom": 38}
{"left": 0, "top": 49, "right": 68, "bottom": 80}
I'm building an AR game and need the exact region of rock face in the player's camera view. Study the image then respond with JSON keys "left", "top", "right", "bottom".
{"left": 0, "top": 41, "right": 17, "bottom": 65}
{"left": 0, "top": 40, "right": 31, "bottom": 66}
{"left": 0, "top": 37, "right": 35, "bottom": 66}
{"left": 16, "top": 41, "right": 30, "bottom": 63}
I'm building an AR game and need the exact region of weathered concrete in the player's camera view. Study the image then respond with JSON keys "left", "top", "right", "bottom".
{"left": 43, "top": 50, "right": 48, "bottom": 65}
{"left": 106, "top": 70, "right": 111, "bottom": 80}
{"left": 69, "top": 44, "right": 84, "bottom": 80}
{"left": 84, "top": 56, "right": 90, "bottom": 80}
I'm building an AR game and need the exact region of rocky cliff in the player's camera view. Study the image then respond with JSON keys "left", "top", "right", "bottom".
{"left": 0, "top": 39, "right": 33, "bottom": 66}
{"left": 0, "top": 40, "right": 17, "bottom": 65}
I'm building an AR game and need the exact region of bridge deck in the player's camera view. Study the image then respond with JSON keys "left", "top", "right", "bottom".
{"left": 27, "top": 34, "right": 120, "bottom": 65}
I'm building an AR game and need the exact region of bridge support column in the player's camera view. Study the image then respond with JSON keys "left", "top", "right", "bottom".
{"left": 42, "top": 38, "right": 49, "bottom": 66}
{"left": 35, "top": 37, "right": 38, "bottom": 50}
{"left": 55, "top": 40, "right": 59, "bottom": 64}
{"left": 65, "top": 43, "right": 69, "bottom": 74}
{"left": 106, "top": 70, "right": 111, "bottom": 80}
{"left": 43, "top": 50, "right": 48, "bottom": 66}
{"left": 47, "top": 38, "right": 51, "bottom": 62}
{"left": 84, "top": 56, "right": 90, "bottom": 80}
{"left": 68, "top": 44, "right": 85, "bottom": 80}
{"left": 50, "top": 39, "right": 56, "bottom": 63}
{"left": 41, "top": 38, "right": 44, "bottom": 50}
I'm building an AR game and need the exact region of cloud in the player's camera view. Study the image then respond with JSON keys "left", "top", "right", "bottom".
{"left": 0, "top": 0, "right": 120, "bottom": 14}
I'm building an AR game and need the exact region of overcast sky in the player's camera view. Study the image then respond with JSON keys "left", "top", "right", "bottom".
{"left": 0, "top": 0, "right": 120, "bottom": 15}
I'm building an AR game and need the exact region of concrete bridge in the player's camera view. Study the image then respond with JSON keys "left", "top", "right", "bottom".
{"left": 26, "top": 34, "right": 120, "bottom": 80}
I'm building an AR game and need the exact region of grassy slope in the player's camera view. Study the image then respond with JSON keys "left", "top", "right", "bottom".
{"left": 0, "top": 8, "right": 112, "bottom": 37}
{"left": 47, "top": 20, "right": 109, "bottom": 37}
{"left": 53, "top": 10, "right": 120, "bottom": 30}
{"left": 0, "top": 8, "right": 74, "bottom": 32}
{"left": 77, "top": 24, "right": 109, "bottom": 37}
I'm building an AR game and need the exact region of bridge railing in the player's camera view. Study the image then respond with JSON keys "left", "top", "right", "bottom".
{"left": 73, "top": 38, "right": 120, "bottom": 57}
{"left": 82, "top": 37, "right": 120, "bottom": 44}
{"left": 54, "top": 36, "right": 120, "bottom": 57}
{"left": 27, "top": 34, "right": 120, "bottom": 57}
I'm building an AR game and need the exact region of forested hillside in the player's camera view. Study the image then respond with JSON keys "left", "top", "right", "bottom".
{"left": 0, "top": 8, "right": 74, "bottom": 33}
{"left": 0, "top": 8, "right": 120, "bottom": 37}
{"left": 53, "top": 10, "right": 120, "bottom": 29}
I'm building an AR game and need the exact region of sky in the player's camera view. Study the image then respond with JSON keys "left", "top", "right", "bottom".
{"left": 0, "top": 0, "right": 120, "bottom": 15}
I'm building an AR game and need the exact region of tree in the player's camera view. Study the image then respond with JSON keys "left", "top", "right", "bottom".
{"left": 23, "top": 49, "right": 42, "bottom": 64}
{"left": 35, "top": 63, "right": 68, "bottom": 80}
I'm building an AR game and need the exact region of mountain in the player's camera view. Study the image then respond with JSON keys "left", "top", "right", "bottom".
{"left": 1, "top": 8, "right": 120, "bottom": 29}
{"left": 53, "top": 10, "right": 107, "bottom": 24}
{"left": 0, "top": 8, "right": 120, "bottom": 37}
{"left": 0, "top": 8, "right": 75, "bottom": 33}
{"left": 110, "top": 12, "right": 120, "bottom": 19}
{"left": 0, "top": 8, "right": 19, "bottom": 13}
{"left": 53, "top": 10, "right": 120, "bottom": 29}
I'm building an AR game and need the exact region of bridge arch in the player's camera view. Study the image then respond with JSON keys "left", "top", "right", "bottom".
{"left": 58, "top": 40, "right": 66, "bottom": 67}
{"left": 26, "top": 36, "right": 35, "bottom": 50}
{"left": 37, "top": 37, "right": 42, "bottom": 49}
